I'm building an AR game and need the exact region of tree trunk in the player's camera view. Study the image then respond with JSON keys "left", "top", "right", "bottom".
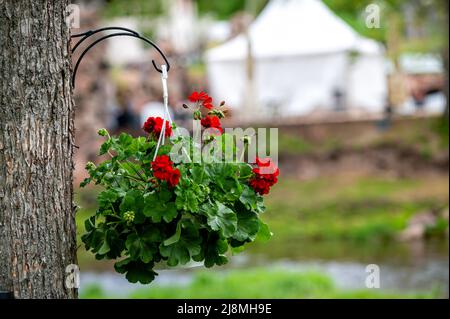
{"left": 0, "top": 0, "right": 77, "bottom": 298}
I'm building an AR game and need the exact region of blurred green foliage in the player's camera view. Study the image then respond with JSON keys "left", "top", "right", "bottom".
{"left": 431, "top": 117, "right": 449, "bottom": 148}
{"left": 196, "top": 0, "right": 269, "bottom": 19}
{"left": 102, "top": 0, "right": 163, "bottom": 18}
{"left": 102, "top": 0, "right": 269, "bottom": 20}
{"left": 323, "top": 0, "right": 448, "bottom": 51}
{"left": 80, "top": 268, "right": 437, "bottom": 299}
{"left": 278, "top": 117, "right": 449, "bottom": 157}
{"left": 261, "top": 176, "right": 448, "bottom": 243}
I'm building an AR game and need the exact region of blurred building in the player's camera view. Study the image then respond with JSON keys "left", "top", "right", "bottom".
{"left": 205, "top": 0, "right": 388, "bottom": 121}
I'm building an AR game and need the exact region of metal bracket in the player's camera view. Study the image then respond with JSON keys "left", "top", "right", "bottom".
{"left": 70, "top": 26, "right": 170, "bottom": 87}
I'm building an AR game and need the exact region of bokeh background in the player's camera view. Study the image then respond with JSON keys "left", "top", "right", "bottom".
{"left": 71, "top": 0, "right": 449, "bottom": 298}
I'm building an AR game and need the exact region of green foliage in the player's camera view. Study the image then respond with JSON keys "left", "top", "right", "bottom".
{"left": 196, "top": 0, "right": 269, "bottom": 20}
{"left": 324, "top": 0, "right": 448, "bottom": 51}
{"left": 431, "top": 117, "right": 449, "bottom": 148}
{"left": 259, "top": 176, "right": 449, "bottom": 244}
{"left": 81, "top": 129, "right": 270, "bottom": 284}
{"left": 102, "top": 0, "right": 163, "bottom": 19}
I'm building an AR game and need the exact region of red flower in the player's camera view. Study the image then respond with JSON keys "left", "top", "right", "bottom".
{"left": 188, "top": 91, "right": 214, "bottom": 110}
{"left": 249, "top": 177, "right": 271, "bottom": 195}
{"left": 253, "top": 157, "right": 279, "bottom": 176}
{"left": 151, "top": 155, "right": 180, "bottom": 187}
{"left": 189, "top": 91, "right": 209, "bottom": 102}
{"left": 202, "top": 97, "right": 213, "bottom": 110}
{"left": 248, "top": 157, "right": 279, "bottom": 195}
{"left": 143, "top": 116, "right": 172, "bottom": 138}
{"left": 151, "top": 155, "right": 173, "bottom": 179}
{"left": 167, "top": 167, "right": 181, "bottom": 187}
{"left": 200, "top": 115, "right": 223, "bottom": 133}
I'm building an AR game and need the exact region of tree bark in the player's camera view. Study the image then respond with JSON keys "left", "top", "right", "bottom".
{"left": 0, "top": 0, "right": 77, "bottom": 298}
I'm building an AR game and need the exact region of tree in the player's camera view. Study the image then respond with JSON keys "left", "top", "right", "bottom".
{"left": 0, "top": 1, "right": 77, "bottom": 298}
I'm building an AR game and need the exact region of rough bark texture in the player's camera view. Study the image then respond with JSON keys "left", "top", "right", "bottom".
{"left": 0, "top": 0, "right": 77, "bottom": 298}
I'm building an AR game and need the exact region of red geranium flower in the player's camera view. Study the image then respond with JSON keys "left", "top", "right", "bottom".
{"left": 253, "top": 157, "right": 279, "bottom": 176}
{"left": 143, "top": 116, "right": 172, "bottom": 138}
{"left": 188, "top": 91, "right": 209, "bottom": 102}
{"left": 167, "top": 167, "right": 181, "bottom": 187}
{"left": 151, "top": 155, "right": 180, "bottom": 187}
{"left": 200, "top": 115, "right": 223, "bottom": 133}
{"left": 249, "top": 177, "right": 271, "bottom": 195}
{"left": 248, "top": 157, "right": 279, "bottom": 195}
{"left": 202, "top": 97, "right": 213, "bottom": 110}
{"left": 188, "top": 91, "right": 214, "bottom": 110}
{"left": 151, "top": 155, "right": 173, "bottom": 179}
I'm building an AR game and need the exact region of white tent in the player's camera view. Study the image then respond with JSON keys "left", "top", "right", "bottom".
{"left": 205, "top": 0, "right": 387, "bottom": 119}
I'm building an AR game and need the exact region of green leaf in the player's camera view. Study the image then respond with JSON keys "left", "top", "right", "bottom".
{"left": 80, "top": 177, "right": 91, "bottom": 188}
{"left": 256, "top": 196, "right": 266, "bottom": 214}
{"left": 98, "top": 189, "right": 119, "bottom": 209}
{"left": 125, "top": 226, "right": 161, "bottom": 263}
{"left": 163, "top": 222, "right": 181, "bottom": 246}
{"left": 203, "top": 232, "right": 228, "bottom": 268}
{"left": 232, "top": 209, "right": 260, "bottom": 242}
{"left": 160, "top": 221, "right": 201, "bottom": 266}
{"left": 105, "top": 228, "right": 123, "bottom": 258}
{"left": 118, "top": 132, "right": 133, "bottom": 147}
{"left": 144, "top": 192, "right": 178, "bottom": 223}
{"left": 81, "top": 217, "right": 106, "bottom": 253}
{"left": 120, "top": 161, "right": 143, "bottom": 177}
{"left": 84, "top": 215, "right": 96, "bottom": 232}
{"left": 239, "top": 185, "right": 258, "bottom": 210}
{"left": 97, "top": 237, "right": 110, "bottom": 255}
{"left": 203, "top": 202, "right": 237, "bottom": 238}
{"left": 159, "top": 187, "right": 173, "bottom": 202}
{"left": 230, "top": 245, "right": 246, "bottom": 255}
{"left": 190, "top": 165, "right": 209, "bottom": 184}
{"left": 257, "top": 220, "right": 273, "bottom": 241}
{"left": 99, "top": 139, "right": 112, "bottom": 155}
{"left": 120, "top": 190, "right": 145, "bottom": 223}
{"left": 238, "top": 163, "right": 253, "bottom": 178}
{"left": 220, "top": 178, "right": 243, "bottom": 202}
{"left": 175, "top": 188, "right": 200, "bottom": 213}
{"left": 114, "top": 258, "right": 158, "bottom": 284}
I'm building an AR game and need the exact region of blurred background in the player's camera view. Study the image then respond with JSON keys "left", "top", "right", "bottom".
{"left": 71, "top": 0, "right": 449, "bottom": 298}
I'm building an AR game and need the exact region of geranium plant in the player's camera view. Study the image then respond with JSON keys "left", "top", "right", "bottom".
{"left": 80, "top": 91, "right": 279, "bottom": 284}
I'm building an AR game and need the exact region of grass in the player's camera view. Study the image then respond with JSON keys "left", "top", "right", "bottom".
{"left": 260, "top": 175, "right": 449, "bottom": 243}
{"left": 80, "top": 268, "right": 438, "bottom": 299}
{"left": 278, "top": 117, "right": 449, "bottom": 157}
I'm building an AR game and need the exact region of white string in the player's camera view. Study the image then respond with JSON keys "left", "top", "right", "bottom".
{"left": 152, "top": 65, "right": 191, "bottom": 162}
{"left": 153, "top": 65, "right": 169, "bottom": 161}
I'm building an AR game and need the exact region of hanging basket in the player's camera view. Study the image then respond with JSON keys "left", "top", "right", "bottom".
{"left": 75, "top": 29, "right": 279, "bottom": 284}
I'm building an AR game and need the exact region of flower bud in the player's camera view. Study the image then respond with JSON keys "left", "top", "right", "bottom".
{"left": 97, "top": 128, "right": 108, "bottom": 136}
{"left": 193, "top": 110, "right": 202, "bottom": 120}
{"left": 123, "top": 211, "right": 135, "bottom": 224}
{"left": 208, "top": 109, "right": 225, "bottom": 119}
{"left": 85, "top": 161, "right": 96, "bottom": 170}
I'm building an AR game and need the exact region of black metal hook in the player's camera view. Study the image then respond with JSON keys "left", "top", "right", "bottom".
{"left": 70, "top": 27, "right": 170, "bottom": 87}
